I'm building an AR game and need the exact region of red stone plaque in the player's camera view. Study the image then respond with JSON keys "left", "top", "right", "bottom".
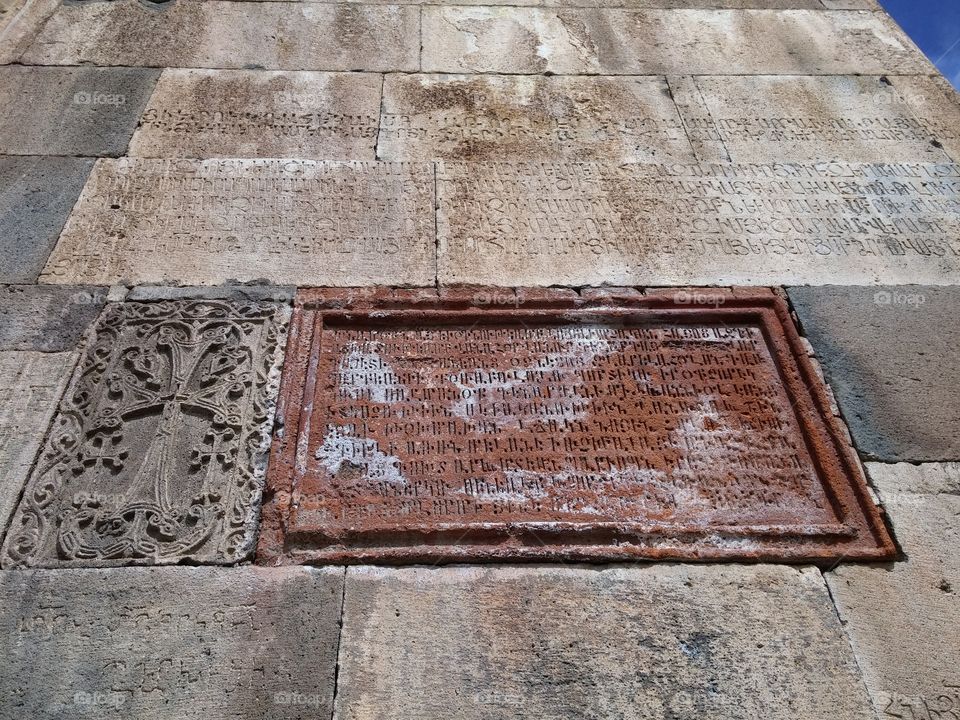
{"left": 258, "top": 288, "right": 895, "bottom": 564}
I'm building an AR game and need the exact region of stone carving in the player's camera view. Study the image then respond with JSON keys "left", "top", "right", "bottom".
{"left": 258, "top": 288, "right": 894, "bottom": 565}
{"left": 1, "top": 300, "right": 288, "bottom": 568}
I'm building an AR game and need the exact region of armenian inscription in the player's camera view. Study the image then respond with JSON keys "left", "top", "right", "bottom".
{"left": 259, "top": 289, "right": 894, "bottom": 564}
{"left": 437, "top": 161, "right": 960, "bottom": 286}
{"left": 42, "top": 159, "right": 435, "bottom": 286}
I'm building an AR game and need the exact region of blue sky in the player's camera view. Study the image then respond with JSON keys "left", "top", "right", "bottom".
{"left": 880, "top": 0, "right": 960, "bottom": 89}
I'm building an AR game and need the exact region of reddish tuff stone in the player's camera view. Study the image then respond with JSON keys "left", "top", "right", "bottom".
{"left": 258, "top": 288, "right": 894, "bottom": 565}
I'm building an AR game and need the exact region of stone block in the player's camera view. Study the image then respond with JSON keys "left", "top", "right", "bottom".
{"left": 378, "top": 74, "right": 695, "bottom": 162}
{"left": 0, "top": 566, "right": 343, "bottom": 719}
{"left": 675, "top": 75, "right": 948, "bottom": 163}
{"left": 41, "top": 159, "right": 436, "bottom": 287}
{"left": 788, "top": 286, "right": 960, "bottom": 461}
{"left": 2, "top": 299, "right": 289, "bottom": 568}
{"left": 21, "top": 0, "right": 420, "bottom": 71}
{"left": 0, "top": 157, "right": 94, "bottom": 283}
{"left": 827, "top": 463, "right": 960, "bottom": 719}
{"left": 129, "top": 69, "right": 382, "bottom": 159}
{"left": 336, "top": 565, "right": 875, "bottom": 720}
{"left": 437, "top": 161, "right": 960, "bottom": 287}
{"left": 0, "top": 352, "right": 76, "bottom": 535}
{"left": 421, "top": 8, "right": 930, "bottom": 75}
{"left": 889, "top": 74, "right": 960, "bottom": 163}
{"left": 0, "top": 66, "right": 159, "bottom": 156}
{"left": 0, "top": 285, "right": 107, "bottom": 352}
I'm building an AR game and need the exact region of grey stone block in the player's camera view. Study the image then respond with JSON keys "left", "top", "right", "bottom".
{"left": 788, "top": 286, "right": 960, "bottom": 461}
{"left": 0, "top": 157, "right": 93, "bottom": 283}
{"left": 827, "top": 463, "right": 960, "bottom": 718}
{"left": 0, "top": 66, "right": 160, "bottom": 156}
{"left": 336, "top": 565, "right": 875, "bottom": 720}
{"left": 0, "top": 566, "right": 343, "bottom": 720}
{"left": 0, "top": 285, "right": 106, "bottom": 352}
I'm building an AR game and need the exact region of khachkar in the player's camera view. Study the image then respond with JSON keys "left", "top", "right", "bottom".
{"left": 1, "top": 300, "right": 288, "bottom": 568}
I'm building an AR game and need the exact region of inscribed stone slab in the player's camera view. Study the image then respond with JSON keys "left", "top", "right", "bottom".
{"left": 889, "top": 75, "right": 960, "bottom": 163}
{"left": 436, "top": 161, "right": 960, "bottom": 287}
{"left": 0, "top": 566, "right": 342, "bottom": 719}
{"left": 788, "top": 286, "right": 960, "bottom": 461}
{"left": 677, "top": 75, "right": 949, "bottom": 163}
{"left": 230, "top": 0, "right": 830, "bottom": 6}
{"left": 128, "top": 69, "right": 382, "bottom": 159}
{"left": 258, "top": 288, "right": 893, "bottom": 565}
{"left": 826, "top": 463, "right": 960, "bottom": 719}
{"left": 1, "top": 300, "right": 289, "bottom": 568}
{"left": 0, "top": 157, "right": 94, "bottom": 283}
{"left": 421, "top": 8, "right": 931, "bottom": 75}
{"left": 378, "top": 74, "right": 694, "bottom": 162}
{"left": 0, "top": 352, "right": 75, "bottom": 536}
{"left": 0, "top": 66, "right": 159, "bottom": 156}
{"left": 41, "top": 159, "right": 435, "bottom": 287}
{"left": 0, "top": 285, "right": 106, "bottom": 352}
{"left": 20, "top": 0, "right": 419, "bottom": 71}
{"left": 336, "top": 565, "right": 875, "bottom": 720}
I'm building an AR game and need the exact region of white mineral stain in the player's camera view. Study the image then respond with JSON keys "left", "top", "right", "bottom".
{"left": 338, "top": 341, "right": 405, "bottom": 403}
{"left": 315, "top": 426, "right": 406, "bottom": 486}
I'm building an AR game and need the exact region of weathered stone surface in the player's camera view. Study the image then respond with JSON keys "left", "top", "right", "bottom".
{"left": 0, "top": 0, "right": 58, "bottom": 63}
{"left": 0, "top": 66, "right": 159, "bottom": 157}
{"left": 0, "top": 285, "right": 106, "bottom": 352}
{"left": 0, "top": 566, "right": 342, "bottom": 719}
{"left": 788, "top": 286, "right": 960, "bottom": 461}
{"left": 675, "top": 75, "right": 949, "bottom": 163}
{"left": 233, "top": 0, "right": 833, "bottom": 6}
{"left": 21, "top": 0, "right": 420, "bottom": 71}
{"left": 0, "top": 157, "right": 94, "bottom": 284}
{"left": 258, "top": 288, "right": 893, "bottom": 565}
{"left": 1, "top": 300, "right": 289, "bottom": 568}
{"left": 128, "top": 69, "right": 382, "bottom": 159}
{"left": 422, "top": 8, "right": 930, "bottom": 75}
{"left": 827, "top": 463, "right": 960, "bottom": 719}
{"left": 889, "top": 74, "right": 960, "bottom": 163}
{"left": 437, "top": 161, "right": 960, "bottom": 286}
{"left": 0, "top": 352, "right": 76, "bottom": 534}
{"left": 126, "top": 285, "right": 296, "bottom": 304}
{"left": 42, "top": 159, "right": 436, "bottom": 287}
{"left": 378, "top": 74, "right": 694, "bottom": 162}
{"left": 336, "top": 565, "right": 875, "bottom": 720}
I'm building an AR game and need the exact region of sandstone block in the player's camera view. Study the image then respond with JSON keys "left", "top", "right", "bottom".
{"left": 827, "top": 463, "right": 960, "bottom": 719}
{"left": 0, "top": 566, "right": 343, "bottom": 719}
{"left": 336, "top": 565, "right": 875, "bottom": 720}
{"left": 21, "top": 0, "right": 420, "bottom": 71}
{"left": 422, "top": 8, "right": 930, "bottom": 75}
{"left": 129, "top": 69, "right": 382, "bottom": 159}
{"left": 41, "top": 159, "right": 436, "bottom": 287}
{"left": 378, "top": 73, "right": 695, "bottom": 162}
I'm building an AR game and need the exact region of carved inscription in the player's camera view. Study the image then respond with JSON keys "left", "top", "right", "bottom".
{"left": 378, "top": 75, "right": 693, "bottom": 162}
{"left": 1, "top": 301, "right": 288, "bottom": 568}
{"left": 260, "top": 289, "right": 894, "bottom": 563}
{"left": 129, "top": 70, "right": 382, "bottom": 159}
{"left": 42, "top": 159, "right": 435, "bottom": 286}
{"left": 437, "top": 161, "right": 960, "bottom": 285}
{"left": 303, "top": 324, "right": 829, "bottom": 529}
{"left": 0, "top": 352, "right": 75, "bottom": 530}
